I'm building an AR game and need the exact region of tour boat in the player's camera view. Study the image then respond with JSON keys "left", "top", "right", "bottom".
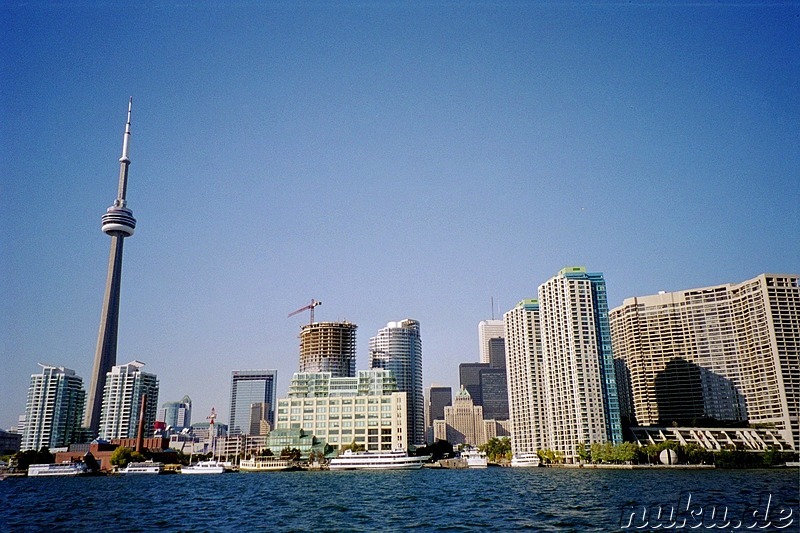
{"left": 28, "top": 462, "right": 89, "bottom": 477}
{"left": 239, "top": 457, "right": 295, "bottom": 472}
{"left": 328, "top": 449, "right": 429, "bottom": 470}
{"left": 123, "top": 460, "right": 164, "bottom": 474}
{"left": 511, "top": 453, "right": 541, "bottom": 468}
{"left": 461, "top": 448, "right": 488, "bottom": 468}
{"left": 181, "top": 460, "right": 226, "bottom": 474}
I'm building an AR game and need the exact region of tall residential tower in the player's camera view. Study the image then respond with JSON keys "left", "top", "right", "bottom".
{"left": 85, "top": 99, "right": 138, "bottom": 435}
{"left": 503, "top": 299, "right": 544, "bottom": 458}
{"left": 369, "top": 319, "right": 424, "bottom": 447}
{"left": 611, "top": 273, "right": 800, "bottom": 449}
{"left": 98, "top": 360, "right": 159, "bottom": 441}
{"left": 538, "top": 267, "right": 623, "bottom": 462}
{"left": 21, "top": 365, "right": 86, "bottom": 451}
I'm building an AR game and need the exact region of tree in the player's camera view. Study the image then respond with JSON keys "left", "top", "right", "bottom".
{"left": 110, "top": 447, "right": 145, "bottom": 468}
{"left": 479, "top": 437, "right": 512, "bottom": 463}
{"left": 279, "top": 446, "right": 301, "bottom": 460}
{"left": 416, "top": 440, "right": 454, "bottom": 461}
{"left": 537, "top": 449, "right": 564, "bottom": 465}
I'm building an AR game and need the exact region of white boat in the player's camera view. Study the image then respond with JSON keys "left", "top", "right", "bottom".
{"left": 461, "top": 448, "right": 488, "bottom": 468}
{"left": 123, "top": 460, "right": 164, "bottom": 474}
{"left": 28, "top": 462, "right": 89, "bottom": 477}
{"left": 239, "top": 457, "right": 294, "bottom": 472}
{"left": 181, "top": 460, "right": 226, "bottom": 474}
{"left": 328, "top": 449, "right": 429, "bottom": 470}
{"left": 511, "top": 453, "right": 541, "bottom": 468}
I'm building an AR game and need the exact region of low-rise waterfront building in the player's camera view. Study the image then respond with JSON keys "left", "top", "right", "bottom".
{"left": 275, "top": 370, "right": 408, "bottom": 451}
{"left": 629, "top": 426, "right": 793, "bottom": 452}
{"left": 0, "top": 429, "right": 21, "bottom": 454}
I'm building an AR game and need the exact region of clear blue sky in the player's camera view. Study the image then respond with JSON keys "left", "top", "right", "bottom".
{"left": 2, "top": 2, "right": 798, "bottom": 431}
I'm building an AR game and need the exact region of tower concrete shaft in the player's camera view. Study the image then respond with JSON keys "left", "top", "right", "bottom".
{"left": 85, "top": 99, "right": 137, "bottom": 434}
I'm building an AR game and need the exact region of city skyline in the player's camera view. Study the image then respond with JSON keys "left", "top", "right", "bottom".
{"left": 2, "top": 4, "right": 798, "bottom": 431}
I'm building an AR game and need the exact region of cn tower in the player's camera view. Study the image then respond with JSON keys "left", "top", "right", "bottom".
{"left": 84, "top": 99, "right": 138, "bottom": 435}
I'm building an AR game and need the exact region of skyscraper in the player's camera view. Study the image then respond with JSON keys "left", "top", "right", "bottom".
{"left": 85, "top": 99, "right": 138, "bottom": 436}
{"left": 478, "top": 319, "right": 505, "bottom": 364}
{"left": 98, "top": 360, "right": 159, "bottom": 440}
{"left": 538, "top": 267, "right": 623, "bottom": 462}
{"left": 21, "top": 365, "right": 86, "bottom": 451}
{"left": 229, "top": 370, "right": 277, "bottom": 436}
{"left": 157, "top": 395, "right": 192, "bottom": 429}
{"left": 369, "top": 319, "right": 424, "bottom": 446}
{"left": 434, "top": 387, "right": 487, "bottom": 447}
{"left": 298, "top": 322, "right": 357, "bottom": 377}
{"left": 611, "top": 273, "right": 800, "bottom": 449}
{"left": 425, "top": 385, "right": 452, "bottom": 443}
{"left": 504, "top": 299, "right": 544, "bottom": 457}
{"left": 458, "top": 363, "right": 509, "bottom": 421}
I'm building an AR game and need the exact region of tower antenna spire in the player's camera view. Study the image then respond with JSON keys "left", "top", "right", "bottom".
{"left": 117, "top": 97, "right": 133, "bottom": 204}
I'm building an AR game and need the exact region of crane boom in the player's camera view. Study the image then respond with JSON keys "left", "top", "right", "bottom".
{"left": 288, "top": 299, "right": 322, "bottom": 324}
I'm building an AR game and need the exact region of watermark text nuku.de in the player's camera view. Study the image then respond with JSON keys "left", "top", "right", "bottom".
{"left": 620, "top": 492, "right": 795, "bottom": 529}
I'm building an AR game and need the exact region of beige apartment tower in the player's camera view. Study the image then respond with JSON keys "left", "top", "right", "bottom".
{"left": 298, "top": 322, "right": 357, "bottom": 377}
{"left": 610, "top": 273, "right": 800, "bottom": 449}
{"left": 503, "top": 299, "right": 545, "bottom": 457}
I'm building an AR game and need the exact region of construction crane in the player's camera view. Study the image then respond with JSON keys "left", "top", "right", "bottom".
{"left": 288, "top": 299, "right": 322, "bottom": 324}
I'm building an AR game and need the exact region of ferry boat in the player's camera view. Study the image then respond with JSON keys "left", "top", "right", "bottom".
{"left": 511, "top": 453, "right": 541, "bottom": 468}
{"left": 181, "top": 460, "right": 226, "bottom": 474}
{"left": 123, "top": 460, "right": 164, "bottom": 474}
{"left": 461, "top": 448, "right": 488, "bottom": 468}
{"left": 239, "top": 457, "right": 295, "bottom": 472}
{"left": 328, "top": 449, "right": 429, "bottom": 470}
{"left": 28, "top": 462, "right": 89, "bottom": 477}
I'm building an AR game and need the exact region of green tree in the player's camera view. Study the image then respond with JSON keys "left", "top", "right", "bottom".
{"left": 110, "top": 447, "right": 145, "bottom": 468}
{"left": 537, "top": 448, "right": 564, "bottom": 465}
{"left": 479, "top": 437, "right": 512, "bottom": 463}
{"left": 280, "top": 446, "right": 302, "bottom": 460}
{"left": 415, "top": 440, "right": 453, "bottom": 461}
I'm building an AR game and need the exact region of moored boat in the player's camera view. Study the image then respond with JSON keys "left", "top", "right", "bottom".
{"left": 511, "top": 453, "right": 541, "bottom": 468}
{"left": 181, "top": 460, "right": 226, "bottom": 474}
{"left": 328, "top": 449, "right": 429, "bottom": 470}
{"left": 28, "top": 462, "right": 89, "bottom": 477}
{"left": 123, "top": 460, "right": 164, "bottom": 474}
{"left": 461, "top": 448, "right": 488, "bottom": 468}
{"left": 239, "top": 457, "right": 294, "bottom": 472}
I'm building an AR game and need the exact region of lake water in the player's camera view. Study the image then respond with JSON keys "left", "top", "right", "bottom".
{"left": 2, "top": 468, "right": 797, "bottom": 531}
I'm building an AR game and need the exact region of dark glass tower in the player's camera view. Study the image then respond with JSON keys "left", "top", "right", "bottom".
{"left": 84, "top": 99, "right": 138, "bottom": 435}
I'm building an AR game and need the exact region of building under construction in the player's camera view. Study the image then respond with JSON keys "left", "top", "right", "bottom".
{"left": 299, "top": 322, "right": 358, "bottom": 378}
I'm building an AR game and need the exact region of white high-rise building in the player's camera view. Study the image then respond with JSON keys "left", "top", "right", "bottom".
{"left": 503, "top": 299, "right": 544, "bottom": 457}
{"left": 98, "top": 360, "right": 159, "bottom": 440}
{"left": 369, "top": 319, "right": 424, "bottom": 446}
{"left": 479, "top": 319, "right": 505, "bottom": 364}
{"left": 21, "top": 364, "right": 86, "bottom": 451}
{"left": 538, "top": 267, "right": 622, "bottom": 462}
